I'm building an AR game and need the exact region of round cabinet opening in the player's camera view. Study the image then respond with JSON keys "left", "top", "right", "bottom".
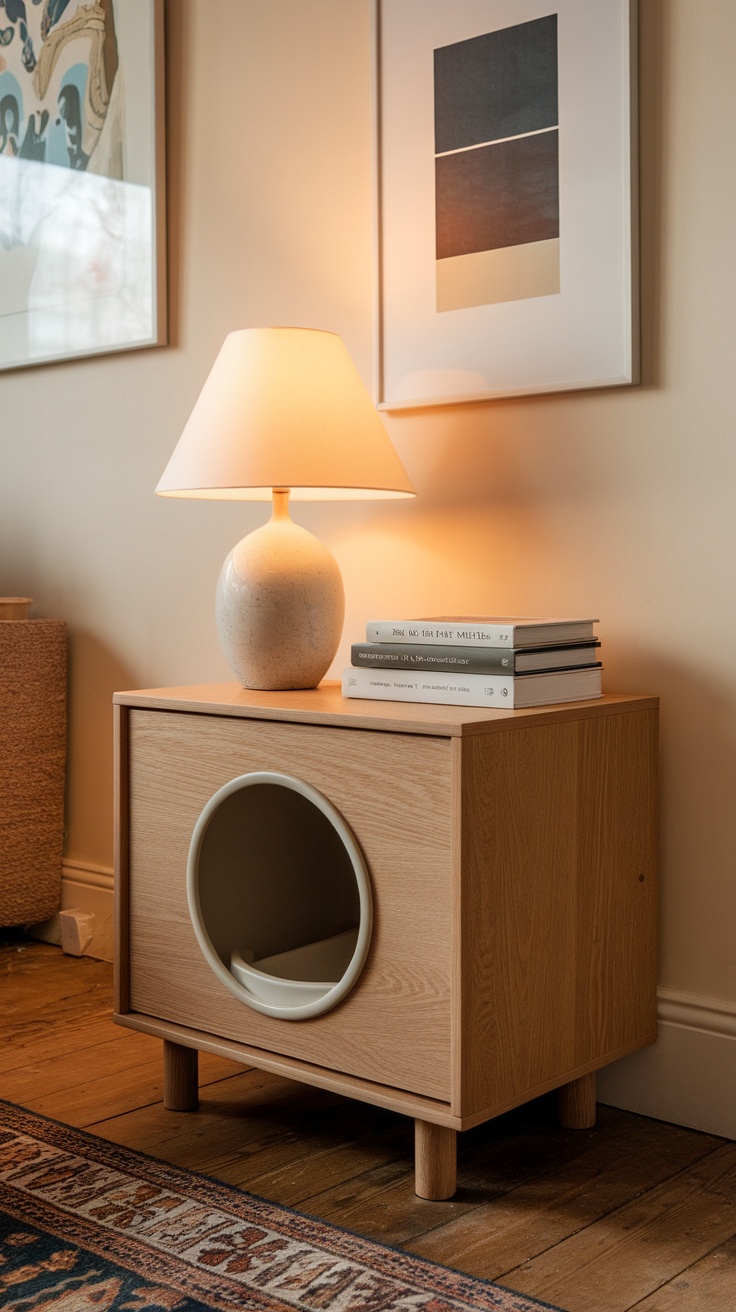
{"left": 187, "top": 771, "right": 373, "bottom": 1019}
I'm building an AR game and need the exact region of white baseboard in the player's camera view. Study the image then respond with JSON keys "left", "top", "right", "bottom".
{"left": 31, "top": 860, "right": 114, "bottom": 963}
{"left": 598, "top": 987, "right": 736, "bottom": 1141}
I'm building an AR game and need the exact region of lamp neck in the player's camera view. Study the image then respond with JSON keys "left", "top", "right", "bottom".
{"left": 270, "top": 488, "right": 291, "bottom": 522}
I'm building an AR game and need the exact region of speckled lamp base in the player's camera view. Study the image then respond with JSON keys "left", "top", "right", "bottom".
{"left": 215, "top": 491, "right": 345, "bottom": 690}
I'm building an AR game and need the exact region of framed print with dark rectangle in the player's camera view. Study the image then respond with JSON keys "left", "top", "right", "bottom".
{"left": 373, "top": 0, "right": 638, "bottom": 409}
{"left": 0, "top": 0, "right": 166, "bottom": 372}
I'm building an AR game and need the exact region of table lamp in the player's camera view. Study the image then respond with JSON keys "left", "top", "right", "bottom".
{"left": 156, "top": 327, "right": 415, "bottom": 690}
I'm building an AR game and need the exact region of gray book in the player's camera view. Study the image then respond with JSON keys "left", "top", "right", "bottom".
{"left": 351, "top": 641, "right": 601, "bottom": 676}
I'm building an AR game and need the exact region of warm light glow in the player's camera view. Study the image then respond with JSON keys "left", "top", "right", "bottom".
{"left": 156, "top": 327, "right": 415, "bottom": 501}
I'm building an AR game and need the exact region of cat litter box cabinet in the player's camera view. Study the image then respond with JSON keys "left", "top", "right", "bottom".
{"left": 113, "top": 682, "right": 658, "bottom": 1200}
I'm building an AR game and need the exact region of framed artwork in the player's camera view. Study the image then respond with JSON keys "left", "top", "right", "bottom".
{"left": 372, "top": 0, "right": 638, "bottom": 409}
{"left": 0, "top": 0, "right": 166, "bottom": 372}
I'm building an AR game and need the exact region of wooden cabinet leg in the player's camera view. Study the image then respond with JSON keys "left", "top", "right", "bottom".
{"left": 414, "top": 1120, "right": 457, "bottom": 1199}
{"left": 163, "top": 1040, "right": 199, "bottom": 1111}
{"left": 558, "top": 1072, "right": 596, "bottom": 1129}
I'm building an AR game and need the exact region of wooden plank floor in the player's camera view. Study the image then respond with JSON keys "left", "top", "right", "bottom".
{"left": 3, "top": 936, "right": 736, "bottom": 1312}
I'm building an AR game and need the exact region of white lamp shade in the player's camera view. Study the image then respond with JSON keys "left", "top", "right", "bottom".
{"left": 156, "top": 327, "right": 415, "bottom": 501}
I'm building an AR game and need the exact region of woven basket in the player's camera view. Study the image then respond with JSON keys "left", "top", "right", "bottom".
{"left": 0, "top": 618, "right": 68, "bottom": 926}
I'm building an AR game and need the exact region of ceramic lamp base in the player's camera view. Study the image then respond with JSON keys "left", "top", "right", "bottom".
{"left": 215, "top": 491, "right": 344, "bottom": 690}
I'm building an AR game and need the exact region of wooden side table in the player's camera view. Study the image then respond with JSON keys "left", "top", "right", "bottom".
{"left": 114, "top": 683, "right": 658, "bottom": 1200}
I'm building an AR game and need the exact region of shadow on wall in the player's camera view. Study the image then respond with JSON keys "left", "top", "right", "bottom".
{"left": 383, "top": 383, "right": 674, "bottom": 514}
{"left": 605, "top": 638, "right": 736, "bottom": 996}
{"left": 65, "top": 628, "right": 137, "bottom": 866}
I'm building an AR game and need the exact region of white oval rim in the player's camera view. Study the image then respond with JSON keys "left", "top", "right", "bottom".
{"left": 186, "top": 770, "right": 373, "bottom": 1020}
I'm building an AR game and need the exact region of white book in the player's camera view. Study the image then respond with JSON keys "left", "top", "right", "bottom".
{"left": 366, "top": 616, "right": 598, "bottom": 648}
{"left": 342, "top": 665, "right": 603, "bottom": 710}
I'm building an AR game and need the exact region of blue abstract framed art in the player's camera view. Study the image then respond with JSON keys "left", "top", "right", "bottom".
{"left": 0, "top": 0, "right": 166, "bottom": 371}
{"left": 373, "top": 0, "right": 638, "bottom": 409}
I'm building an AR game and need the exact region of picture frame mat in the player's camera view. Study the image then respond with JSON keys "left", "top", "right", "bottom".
{"left": 372, "top": 0, "right": 639, "bottom": 410}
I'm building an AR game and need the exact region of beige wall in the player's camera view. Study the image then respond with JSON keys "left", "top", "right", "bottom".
{"left": 2, "top": 0, "right": 735, "bottom": 1007}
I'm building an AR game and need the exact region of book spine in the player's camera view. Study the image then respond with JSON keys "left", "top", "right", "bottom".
{"left": 351, "top": 642, "right": 515, "bottom": 674}
{"left": 342, "top": 666, "right": 518, "bottom": 708}
{"left": 366, "top": 620, "right": 515, "bottom": 647}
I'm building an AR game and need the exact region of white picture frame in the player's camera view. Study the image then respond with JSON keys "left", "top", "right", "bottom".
{"left": 0, "top": 0, "right": 166, "bottom": 372}
{"left": 373, "top": 0, "right": 638, "bottom": 410}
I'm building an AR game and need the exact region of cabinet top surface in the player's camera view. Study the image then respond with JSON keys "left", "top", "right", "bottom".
{"left": 113, "top": 681, "right": 658, "bottom": 738}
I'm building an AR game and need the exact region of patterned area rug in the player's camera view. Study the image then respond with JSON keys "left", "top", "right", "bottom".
{"left": 0, "top": 1100, "right": 565, "bottom": 1312}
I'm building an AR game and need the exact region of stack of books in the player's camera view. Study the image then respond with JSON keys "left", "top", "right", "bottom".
{"left": 342, "top": 616, "right": 602, "bottom": 709}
